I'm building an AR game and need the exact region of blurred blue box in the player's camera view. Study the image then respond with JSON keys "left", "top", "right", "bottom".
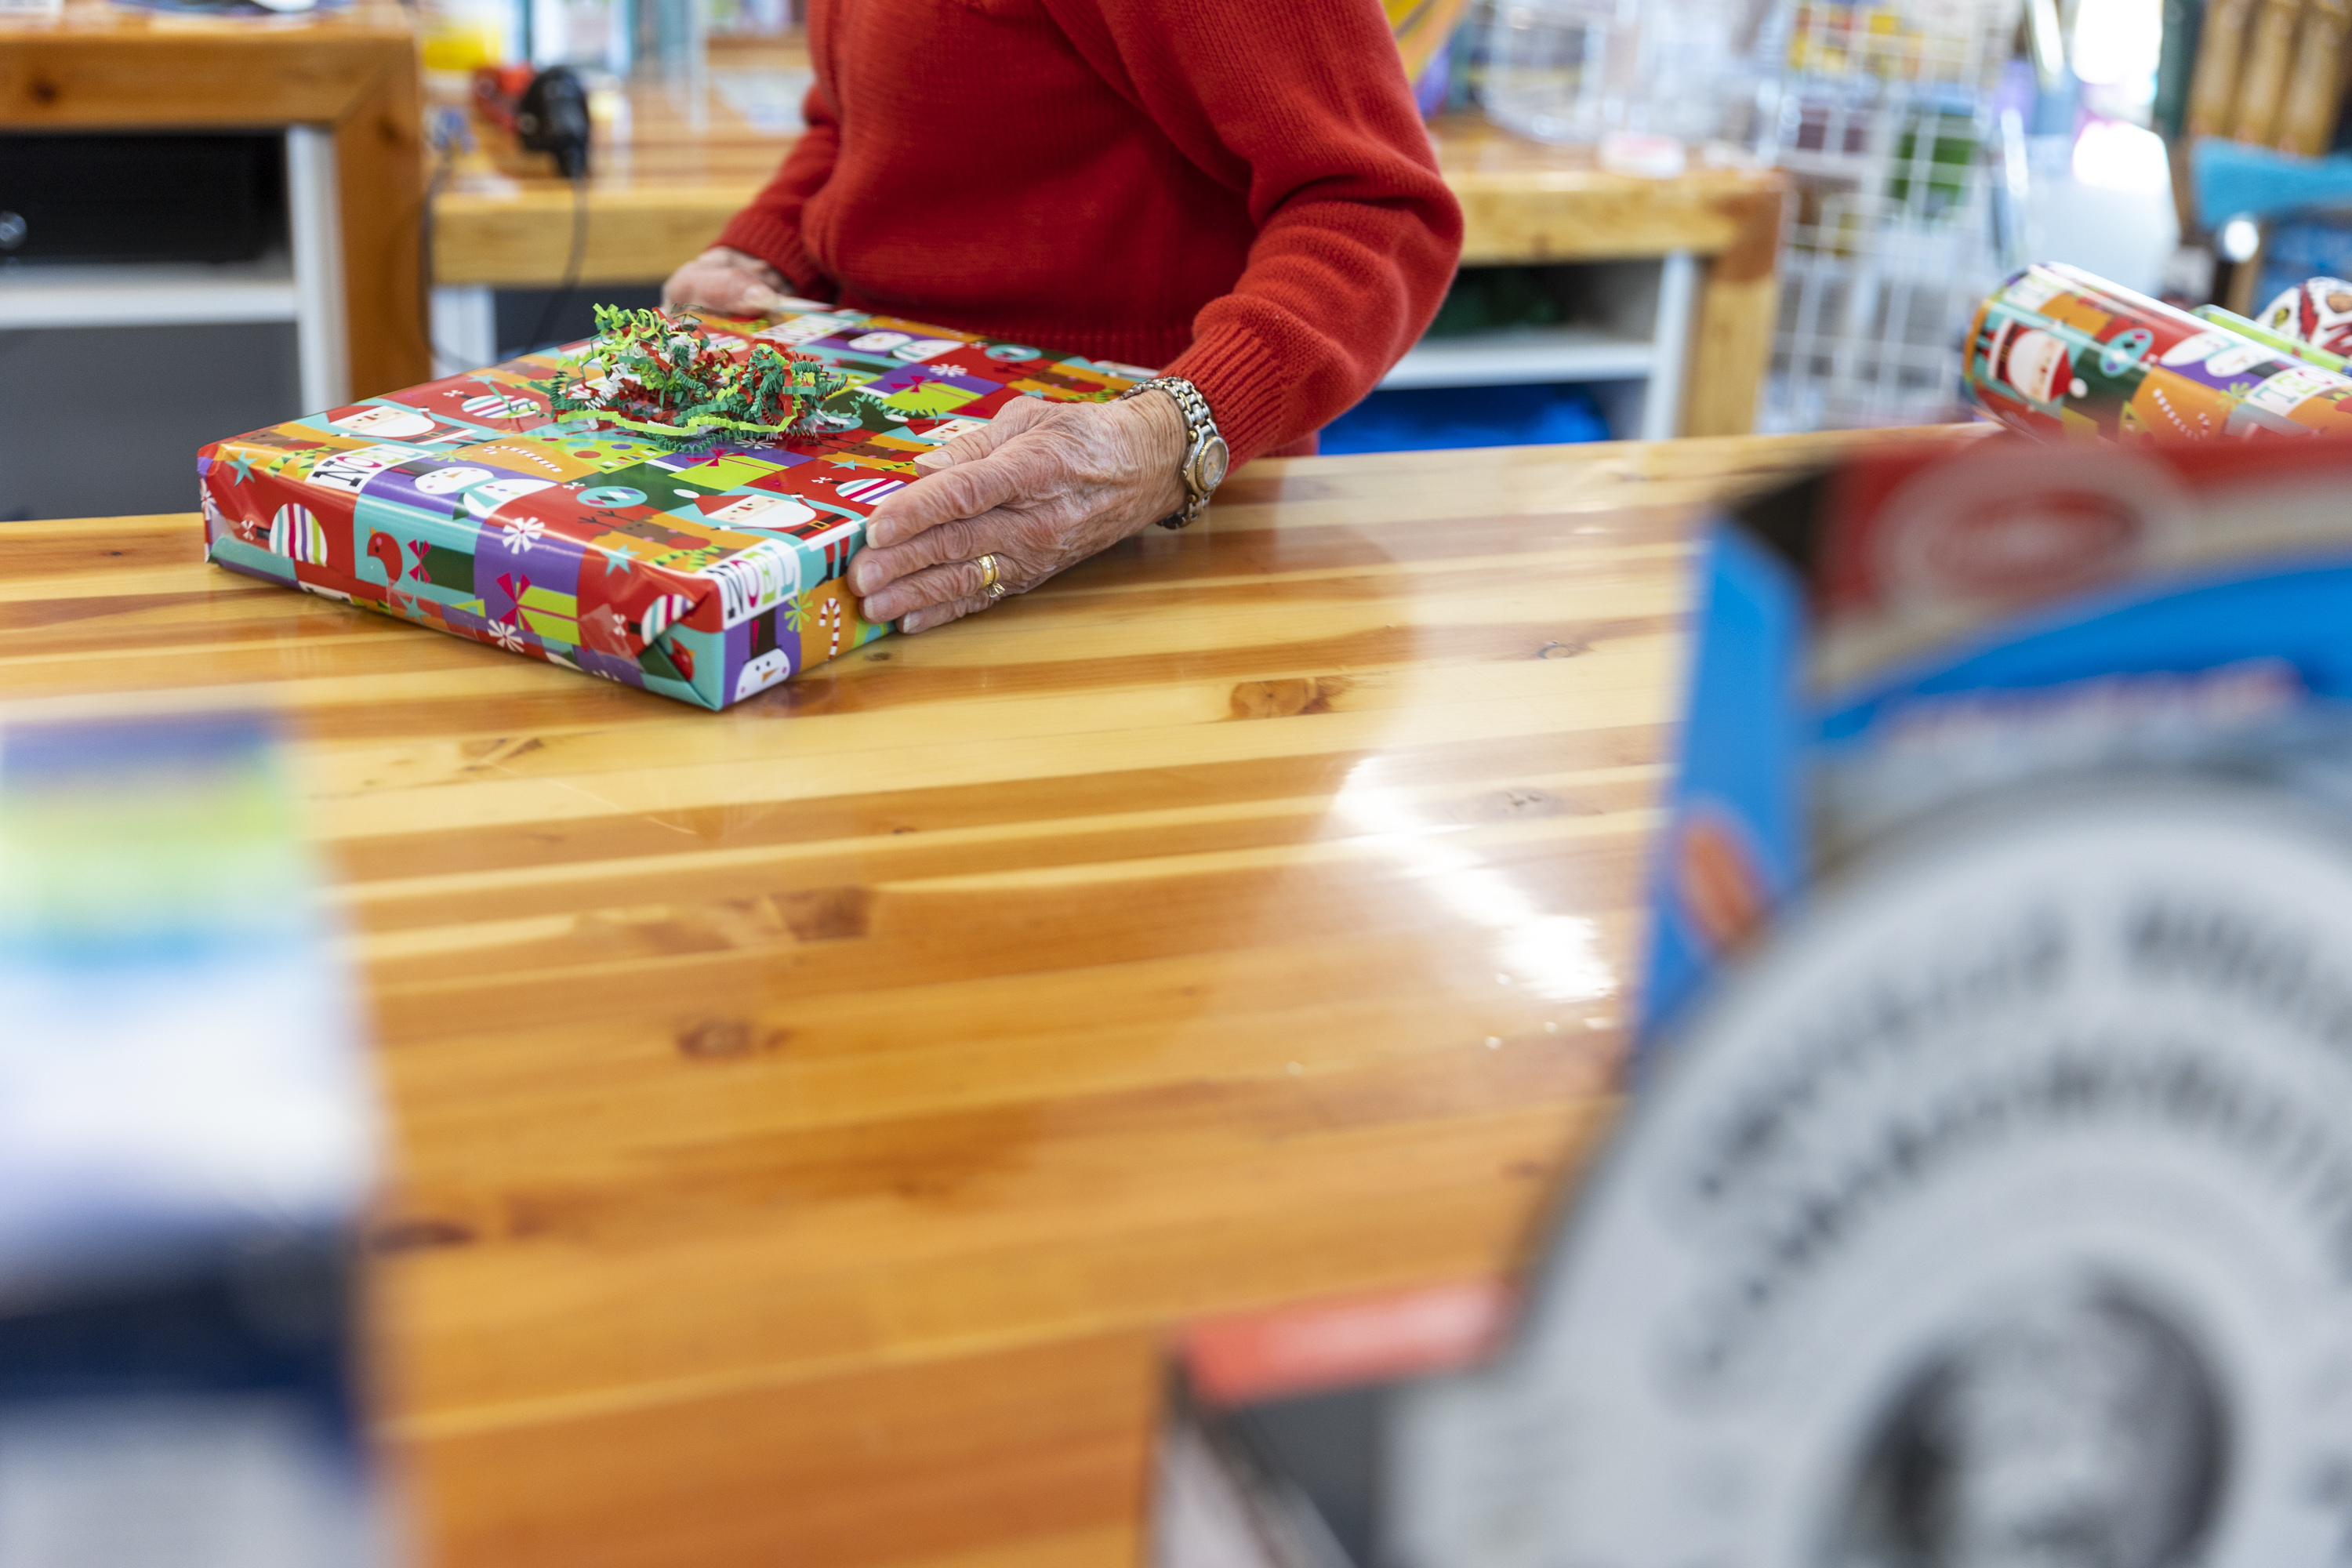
{"left": 0, "top": 715, "right": 391, "bottom": 1568}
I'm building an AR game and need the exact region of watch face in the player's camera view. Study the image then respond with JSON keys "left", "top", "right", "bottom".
{"left": 1194, "top": 434, "right": 1230, "bottom": 493}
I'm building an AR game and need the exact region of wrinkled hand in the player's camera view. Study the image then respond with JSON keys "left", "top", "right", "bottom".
{"left": 849, "top": 391, "right": 1189, "bottom": 633}
{"left": 660, "top": 246, "right": 800, "bottom": 317}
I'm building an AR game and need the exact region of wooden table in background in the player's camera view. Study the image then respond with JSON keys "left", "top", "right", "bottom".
{"left": 0, "top": 0, "right": 428, "bottom": 398}
{"left": 0, "top": 430, "right": 1978, "bottom": 1567}
{"left": 433, "top": 67, "right": 1790, "bottom": 437}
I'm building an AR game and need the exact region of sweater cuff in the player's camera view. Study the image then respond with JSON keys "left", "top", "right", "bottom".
{"left": 1160, "top": 325, "right": 1289, "bottom": 469}
{"left": 714, "top": 208, "right": 829, "bottom": 300}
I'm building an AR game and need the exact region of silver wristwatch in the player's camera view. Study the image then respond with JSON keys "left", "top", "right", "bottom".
{"left": 1122, "top": 376, "right": 1229, "bottom": 530}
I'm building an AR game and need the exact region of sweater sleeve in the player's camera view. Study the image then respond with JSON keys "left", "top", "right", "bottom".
{"left": 713, "top": 83, "right": 843, "bottom": 300}
{"left": 1038, "top": 0, "right": 1463, "bottom": 465}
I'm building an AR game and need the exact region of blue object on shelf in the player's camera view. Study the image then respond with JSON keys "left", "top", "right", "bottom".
{"left": 1319, "top": 382, "right": 1612, "bottom": 455}
{"left": 2252, "top": 218, "right": 2352, "bottom": 311}
{"left": 2190, "top": 136, "right": 2352, "bottom": 227}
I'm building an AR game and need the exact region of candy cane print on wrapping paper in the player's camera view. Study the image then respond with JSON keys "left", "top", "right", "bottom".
{"left": 637, "top": 593, "right": 698, "bottom": 645}
{"left": 819, "top": 596, "right": 842, "bottom": 659}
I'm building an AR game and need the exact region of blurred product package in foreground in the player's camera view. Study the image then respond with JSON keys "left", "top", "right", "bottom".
{"left": 0, "top": 716, "right": 392, "bottom": 1568}
{"left": 1162, "top": 434, "right": 2352, "bottom": 1568}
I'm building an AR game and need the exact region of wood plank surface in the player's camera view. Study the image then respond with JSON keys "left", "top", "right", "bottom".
{"left": 0, "top": 428, "right": 1982, "bottom": 1566}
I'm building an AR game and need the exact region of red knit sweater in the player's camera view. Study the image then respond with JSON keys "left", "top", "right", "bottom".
{"left": 715, "top": 0, "right": 1463, "bottom": 465}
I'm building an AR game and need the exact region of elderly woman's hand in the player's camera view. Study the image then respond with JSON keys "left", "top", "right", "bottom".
{"left": 661, "top": 246, "right": 799, "bottom": 317}
{"left": 848, "top": 392, "right": 1189, "bottom": 633}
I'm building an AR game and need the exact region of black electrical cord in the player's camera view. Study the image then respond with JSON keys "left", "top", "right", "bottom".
{"left": 524, "top": 167, "right": 590, "bottom": 357}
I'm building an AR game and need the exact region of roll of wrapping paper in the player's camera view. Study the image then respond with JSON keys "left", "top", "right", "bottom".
{"left": 1963, "top": 261, "right": 2352, "bottom": 441}
{"left": 2195, "top": 301, "right": 2350, "bottom": 373}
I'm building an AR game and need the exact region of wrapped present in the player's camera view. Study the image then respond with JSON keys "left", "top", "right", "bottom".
{"left": 1962, "top": 260, "right": 2352, "bottom": 441}
{"left": 198, "top": 307, "right": 1149, "bottom": 710}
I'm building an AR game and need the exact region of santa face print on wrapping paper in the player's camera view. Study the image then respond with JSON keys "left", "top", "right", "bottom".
{"left": 701, "top": 492, "right": 820, "bottom": 531}
{"left": 906, "top": 416, "right": 991, "bottom": 447}
{"left": 328, "top": 405, "right": 444, "bottom": 443}
{"left": 1990, "top": 322, "right": 2082, "bottom": 406}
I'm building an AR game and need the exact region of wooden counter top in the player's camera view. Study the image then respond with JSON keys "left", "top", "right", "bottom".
{"left": 0, "top": 427, "right": 1980, "bottom": 1567}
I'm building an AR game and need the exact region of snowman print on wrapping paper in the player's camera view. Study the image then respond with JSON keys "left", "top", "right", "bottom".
{"left": 412, "top": 465, "right": 494, "bottom": 503}
{"left": 404, "top": 465, "right": 560, "bottom": 528}
{"left": 463, "top": 478, "right": 559, "bottom": 521}
{"left": 2157, "top": 330, "right": 2285, "bottom": 387}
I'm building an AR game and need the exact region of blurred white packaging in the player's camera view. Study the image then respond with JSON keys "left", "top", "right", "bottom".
{"left": 1483, "top": 0, "right": 1736, "bottom": 145}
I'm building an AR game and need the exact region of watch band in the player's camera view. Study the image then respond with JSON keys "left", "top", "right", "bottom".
{"left": 1120, "top": 376, "right": 1229, "bottom": 530}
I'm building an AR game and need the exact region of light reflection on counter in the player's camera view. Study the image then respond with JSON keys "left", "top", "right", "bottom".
{"left": 1330, "top": 756, "right": 1617, "bottom": 1006}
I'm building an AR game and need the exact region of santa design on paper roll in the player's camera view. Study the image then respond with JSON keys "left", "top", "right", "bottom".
{"left": 1987, "top": 321, "right": 2085, "bottom": 406}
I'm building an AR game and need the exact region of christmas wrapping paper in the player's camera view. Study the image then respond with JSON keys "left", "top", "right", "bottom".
{"left": 1962, "top": 260, "right": 2352, "bottom": 441}
{"left": 198, "top": 308, "right": 1148, "bottom": 710}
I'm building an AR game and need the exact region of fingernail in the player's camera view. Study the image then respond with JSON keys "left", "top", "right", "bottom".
{"left": 912, "top": 449, "right": 953, "bottom": 470}
{"left": 861, "top": 593, "right": 895, "bottom": 621}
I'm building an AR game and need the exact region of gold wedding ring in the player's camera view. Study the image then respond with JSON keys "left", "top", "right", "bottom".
{"left": 975, "top": 554, "right": 1001, "bottom": 591}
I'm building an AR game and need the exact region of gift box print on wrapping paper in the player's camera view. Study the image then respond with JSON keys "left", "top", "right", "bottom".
{"left": 197, "top": 308, "right": 1148, "bottom": 710}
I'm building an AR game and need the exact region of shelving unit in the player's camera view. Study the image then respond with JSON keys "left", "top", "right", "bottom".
{"left": 0, "top": 256, "right": 298, "bottom": 329}
{"left": 1381, "top": 324, "right": 1656, "bottom": 388}
{"left": 0, "top": 127, "right": 349, "bottom": 412}
{"left": 0, "top": 2, "right": 426, "bottom": 408}
{"left": 1377, "top": 251, "right": 1700, "bottom": 439}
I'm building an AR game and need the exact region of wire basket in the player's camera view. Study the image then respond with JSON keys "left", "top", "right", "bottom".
{"left": 1735, "top": 0, "right": 2027, "bottom": 430}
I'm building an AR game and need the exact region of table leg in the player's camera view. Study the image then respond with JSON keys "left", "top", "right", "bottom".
{"left": 287, "top": 125, "right": 350, "bottom": 413}
{"left": 1680, "top": 187, "right": 1788, "bottom": 438}
{"left": 1639, "top": 250, "right": 1700, "bottom": 441}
